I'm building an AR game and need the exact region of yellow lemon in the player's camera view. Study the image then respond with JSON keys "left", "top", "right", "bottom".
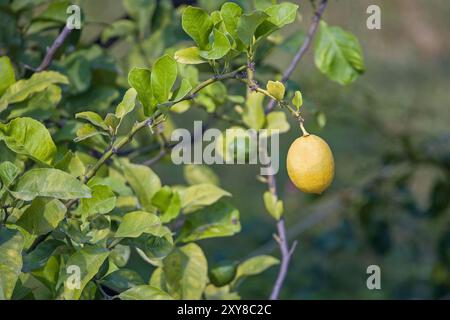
{"left": 286, "top": 134, "right": 335, "bottom": 194}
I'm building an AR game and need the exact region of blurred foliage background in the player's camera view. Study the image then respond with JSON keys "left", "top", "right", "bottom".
{"left": 2, "top": 0, "right": 449, "bottom": 299}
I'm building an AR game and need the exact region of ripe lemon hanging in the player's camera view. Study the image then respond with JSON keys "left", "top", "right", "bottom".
{"left": 286, "top": 134, "right": 335, "bottom": 194}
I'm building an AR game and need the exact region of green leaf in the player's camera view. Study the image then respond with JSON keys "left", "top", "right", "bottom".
{"left": 7, "top": 84, "right": 61, "bottom": 121}
{"left": 314, "top": 21, "right": 365, "bottom": 85}
{"left": 200, "top": 29, "right": 231, "bottom": 60}
{"left": 0, "top": 161, "right": 20, "bottom": 198}
{"left": 0, "top": 56, "right": 15, "bottom": 96}
{"left": 183, "top": 164, "right": 220, "bottom": 186}
{"left": 75, "top": 111, "right": 108, "bottom": 131}
{"left": 182, "top": 6, "right": 213, "bottom": 49}
{"left": 209, "top": 262, "right": 237, "bottom": 287}
{"left": 220, "top": 2, "right": 243, "bottom": 41}
{"left": 242, "top": 91, "right": 265, "bottom": 129}
{"left": 121, "top": 160, "right": 161, "bottom": 212}
{"left": 128, "top": 67, "right": 155, "bottom": 116}
{"left": 0, "top": 228, "right": 24, "bottom": 300}
{"left": 74, "top": 123, "right": 108, "bottom": 143}
{"left": 103, "top": 113, "right": 120, "bottom": 133}
{"left": 128, "top": 229, "right": 174, "bottom": 261}
{"left": 115, "top": 211, "right": 162, "bottom": 238}
{"left": 0, "top": 117, "right": 56, "bottom": 165}
{"left": 151, "top": 54, "right": 178, "bottom": 104}
{"left": 22, "top": 239, "right": 64, "bottom": 272}
{"left": 231, "top": 255, "right": 279, "bottom": 288}
{"left": 11, "top": 168, "right": 91, "bottom": 201}
{"left": 142, "top": 232, "right": 173, "bottom": 259}
{"left": 180, "top": 183, "right": 231, "bottom": 213}
{"left": 16, "top": 198, "right": 67, "bottom": 235}
{"left": 265, "top": 3, "right": 298, "bottom": 27}
{"left": 151, "top": 186, "right": 181, "bottom": 223}
{"left": 172, "top": 79, "right": 193, "bottom": 102}
{"left": 204, "top": 284, "right": 240, "bottom": 300}
{"left": 62, "top": 245, "right": 109, "bottom": 300}
{"left": 0, "top": 71, "right": 68, "bottom": 112}
{"left": 178, "top": 201, "right": 241, "bottom": 242}
{"left": 255, "top": 3, "right": 299, "bottom": 39}
{"left": 119, "top": 285, "right": 172, "bottom": 300}
{"left": 100, "top": 269, "right": 144, "bottom": 292}
{"left": 110, "top": 244, "right": 131, "bottom": 267}
{"left": 237, "top": 10, "right": 269, "bottom": 46}
{"left": 266, "top": 80, "right": 285, "bottom": 101}
{"left": 292, "top": 90, "right": 303, "bottom": 110}
{"left": 79, "top": 185, "right": 116, "bottom": 217}
{"left": 163, "top": 243, "right": 207, "bottom": 299}
{"left": 263, "top": 191, "right": 283, "bottom": 220}
{"left": 115, "top": 88, "right": 137, "bottom": 119}
{"left": 174, "top": 47, "right": 207, "bottom": 65}
{"left": 54, "top": 151, "right": 85, "bottom": 178}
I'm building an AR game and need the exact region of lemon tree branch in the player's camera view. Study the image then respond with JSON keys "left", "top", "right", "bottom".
{"left": 268, "top": 0, "right": 329, "bottom": 300}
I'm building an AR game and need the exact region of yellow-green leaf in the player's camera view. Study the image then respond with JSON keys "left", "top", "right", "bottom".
{"left": 151, "top": 54, "right": 178, "bottom": 104}
{"left": 120, "top": 159, "right": 161, "bottom": 212}
{"left": 266, "top": 80, "right": 285, "bottom": 101}
{"left": 119, "top": 285, "right": 173, "bottom": 300}
{"left": 16, "top": 198, "right": 66, "bottom": 235}
{"left": 292, "top": 90, "right": 303, "bottom": 110}
{"left": 0, "top": 56, "right": 16, "bottom": 96}
{"left": 0, "top": 228, "right": 24, "bottom": 300}
{"left": 115, "top": 211, "right": 162, "bottom": 238}
{"left": 163, "top": 243, "right": 207, "bottom": 299}
{"left": 0, "top": 117, "right": 56, "bottom": 165}
{"left": 0, "top": 71, "right": 68, "bottom": 112}
{"left": 315, "top": 21, "right": 365, "bottom": 85}
{"left": 174, "top": 47, "right": 207, "bottom": 65}
{"left": 11, "top": 168, "right": 91, "bottom": 201}
{"left": 182, "top": 6, "right": 213, "bottom": 49}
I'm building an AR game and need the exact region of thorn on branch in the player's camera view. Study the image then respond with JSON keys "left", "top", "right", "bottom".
{"left": 273, "top": 233, "right": 281, "bottom": 244}
{"left": 289, "top": 240, "right": 298, "bottom": 257}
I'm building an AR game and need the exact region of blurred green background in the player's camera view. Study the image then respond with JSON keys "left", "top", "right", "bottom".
{"left": 5, "top": 0, "right": 450, "bottom": 299}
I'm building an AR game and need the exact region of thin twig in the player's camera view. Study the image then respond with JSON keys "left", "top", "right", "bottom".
{"left": 266, "top": 0, "right": 328, "bottom": 113}
{"left": 35, "top": 25, "right": 73, "bottom": 72}
{"left": 268, "top": 0, "right": 329, "bottom": 300}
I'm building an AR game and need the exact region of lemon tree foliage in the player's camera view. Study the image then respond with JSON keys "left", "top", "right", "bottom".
{"left": 0, "top": 0, "right": 364, "bottom": 300}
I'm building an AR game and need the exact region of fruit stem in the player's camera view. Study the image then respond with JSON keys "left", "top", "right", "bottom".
{"left": 299, "top": 121, "right": 309, "bottom": 136}
{"left": 294, "top": 111, "right": 309, "bottom": 136}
